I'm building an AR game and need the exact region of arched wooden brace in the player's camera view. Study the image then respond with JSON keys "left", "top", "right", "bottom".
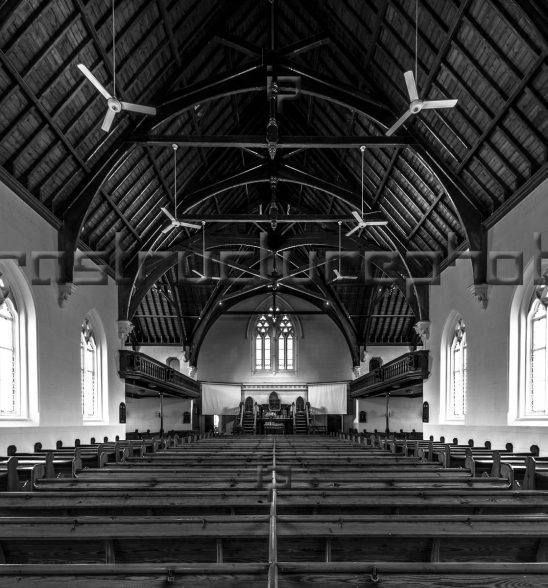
{"left": 59, "top": 59, "right": 480, "bottom": 289}
{"left": 119, "top": 229, "right": 423, "bottom": 324}
{"left": 188, "top": 279, "right": 361, "bottom": 369}
{"left": 58, "top": 60, "right": 396, "bottom": 284}
{"left": 58, "top": 64, "right": 271, "bottom": 284}
{"left": 177, "top": 162, "right": 366, "bottom": 214}
{"left": 412, "top": 143, "right": 486, "bottom": 284}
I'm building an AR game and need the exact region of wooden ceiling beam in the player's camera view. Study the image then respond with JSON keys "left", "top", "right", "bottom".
{"left": 512, "top": 0, "right": 548, "bottom": 53}
{"left": 278, "top": 33, "right": 331, "bottom": 57}
{"left": 131, "top": 135, "right": 413, "bottom": 149}
{"left": 418, "top": 0, "right": 472, "bottom": 98}
{"left": 99, "top": 189, "right": 142, "bottom": 242}
{"left": 165, "top": 214, "right": 384, "bottom": 223}
{"left": 215, "top": 34, "right": 262, "bottom": 57}
{"left": 456, "top": 53, "right": 546, "bottom": 175}
{"left": 0, "top": 0, "right": 43, "bottom": 42}
{"left": 0, "top": 50, "right": 89, "bottom": 172}
{"left": 372, "top": 147, "right": 401, "bottom": 206}
{"left": 278, "top": 60, "right": 391, "bottom": 126}
{"left": 165, "top": 271, "right": 187, "bottom": 345}
{"left": 157, "top": 0, "right": 182, "bottom": 67}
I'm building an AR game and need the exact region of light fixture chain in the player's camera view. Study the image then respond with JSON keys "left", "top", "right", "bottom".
{"left": 361, "top": 145, "right": 365, "bottom": 218}
{"left": 338, "top": 221, "right": 342, "bottom": 273}
{"left": 173, "top": 144, "right": 178, "bottom": 216}
{"left": 415, "top": 0, "right": 418, "bottom": 89}
{"left": 202, "top": 221, "right": 206, "bottom": 274}
{"left": 112, "top": 0, "right": 116, "bottom": 97}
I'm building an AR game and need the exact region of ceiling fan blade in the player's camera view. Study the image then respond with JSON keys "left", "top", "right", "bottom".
{"left": 341, "top": 275, "right": 358, "bottom": 280}
{"left": 385, "top": 109, "right": 413, "bottom": 136}
{"left": 363, "top": 220, "right": 388, "bottom": 226}
{"left": 161, "top": 225, "right": 174, "bottom": 234}
{"left": 345, "top": 225, "right": 360, "bottom": 237}
{"left": 363, "top": 212, "right": 388, "bottom": 224}
{"left": 404, "top": 70, "right": 419, "bottom": 102}
{"left": 178, "top": 221, "right": 202, "bottom": 230}
{"left": 351, "top": 210, "right": 363, "bottom": 223}
{"left": 101, "top": 108, "right": 116, "bottom": 132}
{"left": 192, "top": 269, "right": 205, "bottom": 279}
{"left": 120, "top": 102, "right": 157, "bottom": 115}
{"left": 160, "top": 207, "right": 177, "bottom": 222}
{"left": 78, "top": 64, "right": 111, "bottom": 100}
{"left": 422, "top": 99, "right": 458, "bottom": 110}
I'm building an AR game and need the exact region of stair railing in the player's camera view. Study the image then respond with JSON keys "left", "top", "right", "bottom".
{"left": 239, "top": 402, "right": 244, "bottom": 429}
{"left": 292, "top": 402, "right": 296, "bottom": 432}
{"left": 305, "top": 403, "right": 311, "bottom": 431}
{"left": 253, "top": 402, "right": 258, "bottom": 434}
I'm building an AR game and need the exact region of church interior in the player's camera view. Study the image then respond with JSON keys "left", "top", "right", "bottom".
{"left": 1, "top": 0, "right": 548, "bottom": 585}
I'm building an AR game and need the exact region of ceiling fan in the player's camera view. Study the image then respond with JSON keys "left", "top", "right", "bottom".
{"left": 161, "top": 145, "right": 201, "bottom": 233}
{"left": 333, "top": 221, "right": 357, "bottom": 282}
{"left": 385, "top": 0, "right": 457, "bottom": 136}
{"left": 192, "top": 221, "right": 221, "bottom": 280}
{"left": 77, "top": 0, "right": 156, "bottom": 132}
{"left": 346, "top": 146, "right": 388, "bottom": 237}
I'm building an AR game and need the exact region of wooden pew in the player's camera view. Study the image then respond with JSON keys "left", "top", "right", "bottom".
{"left": 0, "top": 562, "right": 547, "bottom": 587}
{"left": 0, "top": 457, "right": 45, "bottom": 491}
{"left": 523, "top": 457, "right": 548, "bottom": 490}
{"left": 2, "top": 433, "right": 547, "bottom": 585}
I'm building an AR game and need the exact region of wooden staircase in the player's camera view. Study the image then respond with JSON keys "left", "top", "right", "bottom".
{"left": 242, "top": 411, "right": 255, "bottom": 434}
{"left": 294, "top": 411, "right": 308, "bottom": 434}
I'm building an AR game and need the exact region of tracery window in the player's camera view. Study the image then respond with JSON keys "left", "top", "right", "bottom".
{"left": 449, "top": 318, "right": 467, "bottom": 419}
{"left": 255, "top": 314, "right": 271, "bottom": 371}
{"left": 277, "top": 314, "right": 294, "bottom": 370}
{"left": 253, "top": 308, "right": 296, "bottom": 373}
{"left": 81, "top": 318, "right": 99, "bottom": 420}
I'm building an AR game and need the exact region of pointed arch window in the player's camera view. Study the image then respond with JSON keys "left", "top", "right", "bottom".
{"left": 81, "top": 318, "right": 99, "bottom": 420}
{"left": 255, "top": 314, "right": 271, "bottom": 371}
{"left": 277, "top": 314, "right": 294, "bottom": 370}
{"left": 253, "top": 309, "right": 296, "bottom": 373}
{"left": 449, "top": 319, "right": 467, "bottom": 419}
{"left": 526, "top": 296, "right": 548, "bottom": 415}
{"left": 0, "top": 278, "right": 18, "bottom": 416}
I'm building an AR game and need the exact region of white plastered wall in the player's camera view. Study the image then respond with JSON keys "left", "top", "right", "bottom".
{"left": 424, "top": 177, "right": 548, "bottom": 452}
{"left": 0, "top": 180, "right": 125, "bottom": 452}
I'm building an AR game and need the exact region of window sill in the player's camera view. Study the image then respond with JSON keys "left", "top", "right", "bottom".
{"left": 83, "top": 419, "right": 108, "bottom": 426}
{"left": 438, "top": 418, "right": 466, "bottom": 425}
{"left": 510, "top": 417, "right": 548, "bottom": 426}
{"left": 0, "top": 416, "right": 39, "bottom": 427}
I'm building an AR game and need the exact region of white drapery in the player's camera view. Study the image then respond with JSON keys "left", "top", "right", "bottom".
{"left": 201, "top": 383, "right": 242, "bottom": 415}
{"left": 308, "top": 383, "right": 347, "bottom": 414}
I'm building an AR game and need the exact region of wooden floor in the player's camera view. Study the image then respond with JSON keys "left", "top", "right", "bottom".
{"left": 1, "top": 434, "right": 548, "bottom": 586}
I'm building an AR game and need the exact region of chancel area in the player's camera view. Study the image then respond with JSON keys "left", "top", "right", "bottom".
{"left": 1, "top": 0, "right": 548, "bottom": 585}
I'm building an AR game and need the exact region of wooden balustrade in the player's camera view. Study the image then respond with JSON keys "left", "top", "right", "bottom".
{"left": 118, "top": 350, "right": 200, "bottom": 398}
{"left": 350, "top": 350, "right": 429, "bottom": 398}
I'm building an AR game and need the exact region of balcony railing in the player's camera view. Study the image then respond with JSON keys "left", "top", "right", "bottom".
{"left": 119, "top": 350, "right": 200, "bottom": 398}
{"left": 350, "top": 350, "right": 429, "bottom": 398}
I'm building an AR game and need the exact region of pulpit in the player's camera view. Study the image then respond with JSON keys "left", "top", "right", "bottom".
{"left": 258, "top": 391, "right": 292, "bottom": 434}
{"left": 268, "top": 391, "right": 281, "bottom": 412}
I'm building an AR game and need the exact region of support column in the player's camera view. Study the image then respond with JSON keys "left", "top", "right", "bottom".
{"left": 385, "top": 391, "right": 390, "bottom": 434}
{"left": 159, "top": 393, "right": 164, "bottom": 437}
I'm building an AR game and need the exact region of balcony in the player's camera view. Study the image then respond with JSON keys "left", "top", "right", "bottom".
{"left": 118, "top": 350, "right": 200, "bottom": 399}
{"left": 350, "top": 350, "right": 429, "bottom": 398}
